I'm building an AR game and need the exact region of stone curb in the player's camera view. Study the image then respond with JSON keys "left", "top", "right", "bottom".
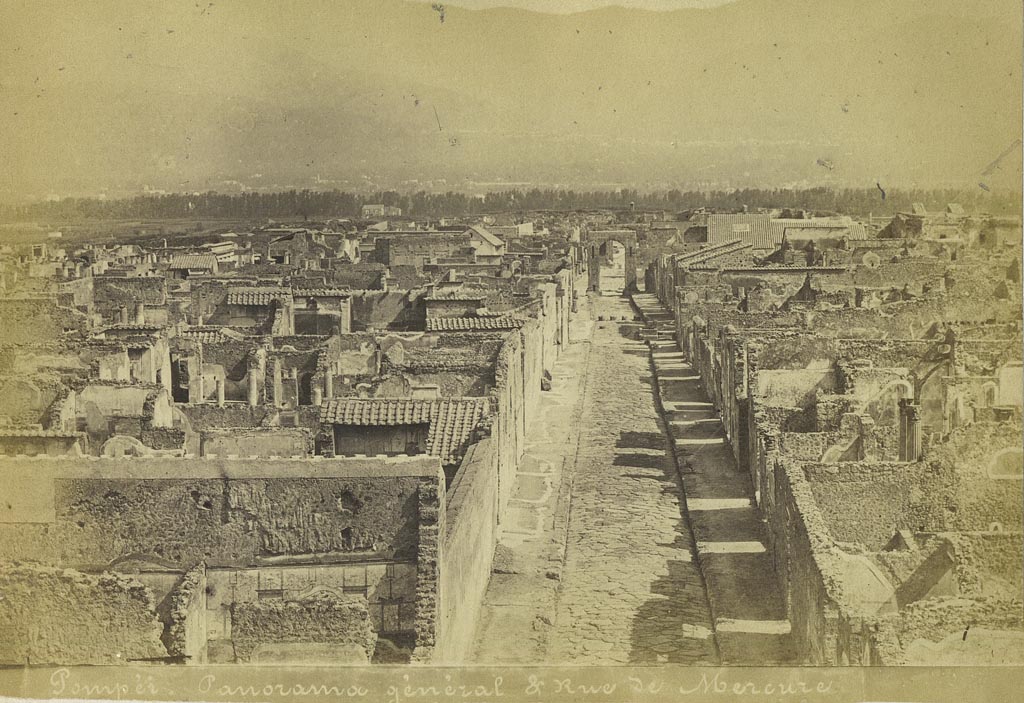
{"left": 632, "top": 293, "right": 725, "bottom": 663}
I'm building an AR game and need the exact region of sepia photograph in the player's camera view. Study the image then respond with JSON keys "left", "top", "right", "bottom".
{"left": 0, "top": 0, "right": 1022, "bottom": 701}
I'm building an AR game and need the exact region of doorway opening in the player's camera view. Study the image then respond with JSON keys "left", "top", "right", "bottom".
{"left": 599, "top": 240, "right": 626, "bottom": 296}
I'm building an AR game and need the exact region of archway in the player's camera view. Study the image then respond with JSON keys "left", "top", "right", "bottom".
{"left": 584, "top": 229, "right": 638, "bottom": 294}
{"left": 598, "top": 240, "right": 626, "bottom": 295}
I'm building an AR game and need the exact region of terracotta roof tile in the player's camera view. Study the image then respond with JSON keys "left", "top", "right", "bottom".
{"left": 226, "top": 287, "right": 290, "bottom": 306}
{"left": 292, "top": 288, "right": 352, "bottom": 298}
{"left": 168, "top": 254, "right": 218, "bottom": 270}
{"left": 426, "top": 316, "right": 524, "bottom": 332}
{"left": 178, "top": 327, "right": 225, "bottom": 343}
{"left": 320, "top": 397, "right": 488, "bottom": 465}
{"left": 102, "top": 324, "right": 162, "bottom": 333}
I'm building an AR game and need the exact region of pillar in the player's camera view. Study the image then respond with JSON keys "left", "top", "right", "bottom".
{"left": 135, "top": 302, "right": 145, "bottom": 324}
{"left": 312, "top": 387, "right": 323, "bottom": 407}
{"left": 216, "top": 378, "right": 225, "bottom": 408}
{"left": 119, "top": 306, "right": 129, "bottom": 324}
{"left": 324, "top": 372, "right": 334, "bottom": 399}
{"left": 898, "top": 399, "right": 922, "bottom": 462}
{"left": 272, "top": 359, "right": 282, "bottom": 407}
{"left": 247, "top": 371, "right": 259, "bottom": 407}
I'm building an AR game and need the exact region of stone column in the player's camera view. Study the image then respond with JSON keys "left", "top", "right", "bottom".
{"left": 898, "top": 398, "right": 909, "bottom": 461}
{"left": 324, "top": 372, "right": 334, "bottom": 399}
{"left": 216, "top": 378, "right": 225, "bottom": 408}
{"left": 898, "top": 399, "right": 922, "bottom": 462}
{"left": 312, "top": 387, "right": 323, "bottom": 407}
{"left": 135, "top": 302, "right": 145, "bottom": 324}
{"left": 272, "top": 359, "right": 282, "bottom": 407}
{"left": 119, "top": 305, "right": 129, "bottom": 324}
{"left": 247, "top": 371, "right": 259, "bottom": 407}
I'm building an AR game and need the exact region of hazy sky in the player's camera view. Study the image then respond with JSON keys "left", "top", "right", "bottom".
{"left": 1, "top": 0, "right": 1021, "bottom": 200}
{"left": 410, "top": 1, "right": 735, "bottom": 11}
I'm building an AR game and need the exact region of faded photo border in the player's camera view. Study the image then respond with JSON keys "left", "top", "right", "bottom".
{"left": 1, "top": 0, "right": 1023, "bottom": 702}
{"left": 2, "top": 664, "right": 1024, "bottom": 703}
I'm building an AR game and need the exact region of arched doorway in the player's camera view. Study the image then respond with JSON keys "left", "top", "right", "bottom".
{"left": 585, "top": 229, "right": 638, "bottom": 294}
{"left": 598, "top": 240, "right": 626, "bottom": 295}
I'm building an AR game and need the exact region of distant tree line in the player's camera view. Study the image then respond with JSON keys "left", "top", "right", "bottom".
{"left": 2, "top": 186, "right": 1018, "bottom": 222}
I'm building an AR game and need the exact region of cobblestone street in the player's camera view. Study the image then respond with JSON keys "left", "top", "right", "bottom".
{"left": 547, "top": 293, "right": 718, "bottom": 665}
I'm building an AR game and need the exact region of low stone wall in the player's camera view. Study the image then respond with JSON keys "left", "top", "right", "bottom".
{"left": 870, "top": 596, "right": 1024, "bottom": 665}
{"left": 950, "top": 532, "right": 1024, "bottom": 597}
{"left": 230, "top": 595, "right": 377, "bottom": 664}
{"left": 0, "top": 563, "right": 167, "bottom": 665}
{"left": 200, "top": 427, "right": 311, "bottom": 457}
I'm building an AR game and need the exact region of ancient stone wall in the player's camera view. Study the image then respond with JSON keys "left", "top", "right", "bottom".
{"left": 161, "top": 562, "right": 208, "bottom": 663}
{"left": 230, "top": 595, "right": 377, "bottom": 664}
{"left": 177, "top": 404, "right": 274, "bottom": 431}
{"left": 349, "top": 290, "right": 427, "bottom": 331}
{"left": 762, "top": 447, "right": 847, "bottom": 664}
{"left": 0, "top": 456, "right": 437, "bottom": 569}
{"left": 927, "top": 421, "right": 1023, "bottom": 532}
{"left": 92, "top": 277, "right": 167, "bottom": 322}
{"left": 870, "top": 597, "right": 1024, "bottom": 665}
{"left": 201, "top": 427, "right": 311, "bottom": 458}
{"left": 435, "top": 439, "right": 499, "bottom": 662}
{"left": 804, "top": 461, "right": 955, "bottom": 550}
{"left": 0, "top": 563, "right": 167, "bottom": 665}
{"left": 0, "top": 456, "right": 444, "bottom": 664}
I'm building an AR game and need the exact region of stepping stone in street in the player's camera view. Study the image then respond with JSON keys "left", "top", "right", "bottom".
{"left": 715, "top": 619, "right": 791, "bottom": 635}
{"left": 687, "top": 498, "right": 753, "bottom": 510}
{"left": 696, "top": 541, "right": 767, "bottom": 554}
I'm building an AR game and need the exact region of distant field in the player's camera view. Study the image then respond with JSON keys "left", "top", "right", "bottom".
{"left": 0, "top": 218, "right": 261, "bottom": 248}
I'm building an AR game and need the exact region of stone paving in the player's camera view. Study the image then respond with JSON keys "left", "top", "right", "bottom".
{"left": 470, "top": 292, "right": 595, "bottom": 664}
{"left": 633, "top": 293, "right": 797, "bottom": 665}
{"left": 546, "top": 292, "right": 718, "bottom": 665}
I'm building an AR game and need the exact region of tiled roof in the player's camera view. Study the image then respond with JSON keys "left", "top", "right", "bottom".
{"left": 168, "top": 254, "right": 218, "bottom": 270}
{"left": 426, "top": 316, "right": 524, "bottom": 332}
{"left": 674, "top": 239, "right": 752, "bottom": 266}
{"left": 321, "top": 397, "right": 488, "bottom": 465}
{"left": 708, "top": 215, "right": 866, "bottom": 249}
{"left": 425, "top": 291, "right": 487, "bottom": 302}
{"left": 707, "top": 214, "right": 778, "bottom": 249}
{"left": 0, "top": 427, "right": 82, "bottom": 438}
{"left": 777, "top": 220, "right": 866, "bottom": 240}
{"left": 226, "top": 287, "right": 290, "bottom": 306}
{"left": 292, "top": 288, "right": 352, "bottom": 298}
{"left": 468, "top": 225, "right": 505, "bottom": 248}
{"left": 178, "top": 326, "right": 225, "bottom": 343}
{"left": 102, "top": 324, "right": 162, "bottom": 333}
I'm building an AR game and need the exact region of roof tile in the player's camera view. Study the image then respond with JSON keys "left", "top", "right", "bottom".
{"left": 226, "top": 287, "right": 290, "bottom": 306}
{"left": 320, "top": 397, "right": 488, "bottom": 465}
{"left": 168, "top": 254, "right": 218, "bottom": 270}
{"left": 426, "top": 316, "right": 524, "bottom": 332}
